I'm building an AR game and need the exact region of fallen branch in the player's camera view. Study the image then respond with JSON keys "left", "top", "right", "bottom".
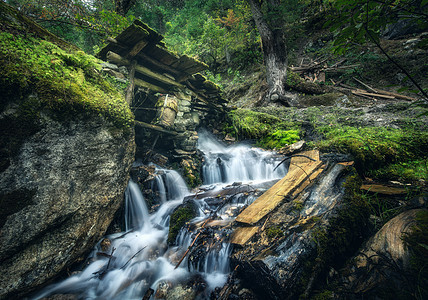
{"left": 174, "top": 218, "right": 211, "bottom": 269}
{"left": 120, "top": 246, "right": 147, "bottom": 269}
{"left": 273, "top": 154, "right": 316, "bottom": 172}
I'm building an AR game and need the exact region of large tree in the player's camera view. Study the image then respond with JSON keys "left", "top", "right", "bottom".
{"left": 114, "top": 0, "right": 137, "bottom": 16}
{"left": 247, "top": 0, "right": 289, "bottom": 104}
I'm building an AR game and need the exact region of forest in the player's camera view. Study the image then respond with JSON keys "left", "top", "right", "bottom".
{"left": 0, "top": 0, "right": 427, "bottom": 300}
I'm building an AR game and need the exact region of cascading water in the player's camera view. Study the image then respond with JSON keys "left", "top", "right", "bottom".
{"left": 198, "top": 130, "right": 287, "bottom": 184}
{"left": 34, "top": 130, "right": 287, "bottom": 300}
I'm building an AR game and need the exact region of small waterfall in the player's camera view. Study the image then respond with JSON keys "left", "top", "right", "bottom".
{"left": 198, "top": 130, "right": 287, "bottom": 184}
{"left": 125, "top": 180, "right": 150, "bottom": 231}
{"left": 35, "top": 130, "right": 287, "bottom": 299}
{"left": 152, "top": 167, "right": 190, "bottom": 203}
{"left": 152, "top": 175, "right": 167, "bottom": 203}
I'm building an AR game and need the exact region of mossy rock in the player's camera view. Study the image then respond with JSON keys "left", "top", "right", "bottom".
{"left": 168, "top": 201, "right": 198, "bottom": 245}
{"left": 0, "top": 2, "right": 134, "bottom": 130}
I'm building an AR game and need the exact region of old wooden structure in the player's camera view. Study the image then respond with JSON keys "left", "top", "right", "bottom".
{"left": 97, "top": 20, "right": 227, "bottom": 172}
{"left": 97, "top": 20, "right": 227, "bottom": 117}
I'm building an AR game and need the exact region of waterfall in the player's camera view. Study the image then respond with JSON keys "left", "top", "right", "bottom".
{"left": 125, "top": 179, "right": 150, "bottom": 231}
{"left": 34, "top": 130, "right": 287, "bottom": 300}
{"left": 198, "top": 130, "right": 287, "bottom": 184}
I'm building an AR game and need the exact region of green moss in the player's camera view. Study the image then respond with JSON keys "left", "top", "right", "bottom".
{"left": 183, "top": 166, "right": 202, "bottom": 188}
{"left": 266, "top": 225, "right": 284, "bottom": 239}
{"left": 369, "top": 158, "right": 428, "bottom": 182}
{"left": 168, "top": 204, "right": 197, "bottom": 245}
{"left": 224, "top": 109, "right": 301, "bottom": 149}
{"left": 260, "top": 129, "right": 300, "bottom": 149}
{"left": 0, "top": 32, "right": 133, "bottom": 129}
{"left": 315, "top": 126, "right": 428, "bottom": 182}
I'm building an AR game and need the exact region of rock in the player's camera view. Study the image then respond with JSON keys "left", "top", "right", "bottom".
{"left": 338, "top": 209, "right": 424, "bottom": 297}
{"left": 232, "top": 163, "right": 351, "bottom": 299}
{"left": 277, "top": 140, "right": 305, "bottom": 155}
{"left": 0, "top": 112, "right": 135, "bottom": 299}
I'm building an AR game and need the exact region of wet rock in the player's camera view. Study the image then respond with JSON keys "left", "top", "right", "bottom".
{"left": 0, "top": 113, "right": 135, "bottom": 299}
{"left": 168, "top": 201, "right": 198, "bottom": 245}
{"left": 232, "top": 163, "right": 352, "bottom": 299}
{"left": 339, "top": 209, "right": 424, "bottom": 298}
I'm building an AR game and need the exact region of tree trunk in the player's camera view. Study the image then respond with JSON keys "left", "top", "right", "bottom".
{"left": 248, "top": 0, "right": 289, "bottom": 104}
{"left": 114, "top": 0, "right": 136, "bottom": 16}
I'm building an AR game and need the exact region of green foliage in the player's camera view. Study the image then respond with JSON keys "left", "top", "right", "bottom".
{"left": 6, "top": 0, "right": 134, "bottom": 53}
{"left": 224, "top": 109, "right": 300, "bottom": 149}
{"left": 402, "top": 210, "right": 428, "bottom": 300}
{"left": 326, "top": 0, "right": 428, "bottom": 53}
{"left": 315, "top": 125, "right": 428, "bottom": 182}
{"left": 0, "top": 31, "right": 133, "bottom": 129}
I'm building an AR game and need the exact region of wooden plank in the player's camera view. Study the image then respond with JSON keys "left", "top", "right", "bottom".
{"left": 230, "top": 226, "right": 259, "bottom": 245}
{"left": 289, "top": 150, "right": 320, "bottom": 172}
{"left": 134, "top": 78, "right": 167, "bottom": 93}
{"left": 235, "top": 160, "right": 323, "bottom": 225}
{"left": 144, "top": 44, "right": 179, "bottom": 66}
{"left": 338, "top": 161, "right": 354, "bottom": 167}
{"left": 137, "top": 52, "right": 181, "bottom": 75}
{"left": 128, "top": 40, "right": 148, "bottom": 57}
{"left": 107, "top": 52, "right": 184, "bottom": 88}
{"left": 291, "top": 165, "right": 325, "bottom": 198}
{"left": 134, "top": 120, "right": 178, "bottom": 135}
{"left": 360, "top": 184, "right": 407, "bottom": 195}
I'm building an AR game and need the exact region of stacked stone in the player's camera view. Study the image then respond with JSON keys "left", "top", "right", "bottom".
{"left": 173, "top": 92, "right": 200, "bottom": 152}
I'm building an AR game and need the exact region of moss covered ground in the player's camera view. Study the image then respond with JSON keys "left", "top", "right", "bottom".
{"left": 225, "top": 104, "right": 427, "bottom": 184}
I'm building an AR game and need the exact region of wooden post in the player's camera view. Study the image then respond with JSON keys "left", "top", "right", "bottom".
{"left": 125, "top": 60, "right": 136, "bottom": 105}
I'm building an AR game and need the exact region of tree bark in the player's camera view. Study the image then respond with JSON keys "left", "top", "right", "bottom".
{"left": 248, "top": 0, "right": 289, "bottom": 104}
{"left": 114, "top": 0, "right": 137, "bottom": 16}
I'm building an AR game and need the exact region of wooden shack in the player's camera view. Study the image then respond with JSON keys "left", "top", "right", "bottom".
{"left": 97, "top": 20, "right": 226, "bottom": 115}
{"left": 97, "top": 20, "right": 227, "bottom": 171}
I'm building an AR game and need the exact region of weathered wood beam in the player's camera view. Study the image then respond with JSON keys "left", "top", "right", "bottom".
{"left": 134, "top": 120, "right": 178, "bottom": 136}
{"left": 134, "top": 78, "right": 167, "bottom": 93}
{"left": 107, "top": 51, "right": 184, "bottom": 89}
{"left": 128, "top": 40, "right": 148, "bottom": 57}
{"left": 138, "top": 52, "right": 181, "bottom": 76}
{"left": 125, "top": 60, "right": 137, "bottom": 105}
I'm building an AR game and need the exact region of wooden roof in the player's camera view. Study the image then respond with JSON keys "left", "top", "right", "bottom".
{"left": 97, "top": 20, "right": 226, "bottom": 109}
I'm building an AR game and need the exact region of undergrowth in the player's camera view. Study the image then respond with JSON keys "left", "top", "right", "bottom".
{"left": 314, "top": 126, "right": 428, "bottom": 183}
{"left": 224, "top": 109, "right": 300, "bottom": 149}
{"left": 0, "top": 31, "right": 133, "bottom": 129}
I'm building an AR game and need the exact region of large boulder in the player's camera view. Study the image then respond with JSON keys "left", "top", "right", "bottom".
{"left": 0, "top": 3, "right": 135, "bottom": 298}
{"left": 0, "top": 108, "right": 135, "bottom": 299}
{"left": 339, "top": 209, "right": 426, "bottom": 298}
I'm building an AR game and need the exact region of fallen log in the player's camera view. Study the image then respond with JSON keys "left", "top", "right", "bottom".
{"left": 351, "top": 90, "right": 396, "bottom": 99}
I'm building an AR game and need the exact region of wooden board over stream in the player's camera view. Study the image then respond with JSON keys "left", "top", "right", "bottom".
{"left": 235, "top": 151, "right": 322, "bottom": 225}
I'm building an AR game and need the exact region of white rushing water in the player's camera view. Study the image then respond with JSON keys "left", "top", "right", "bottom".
{"left": 199, "top": 129, "right": 287, "bottom": 185}
{"left": 34, "top": 130, "right": 287, "bottom": 300}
